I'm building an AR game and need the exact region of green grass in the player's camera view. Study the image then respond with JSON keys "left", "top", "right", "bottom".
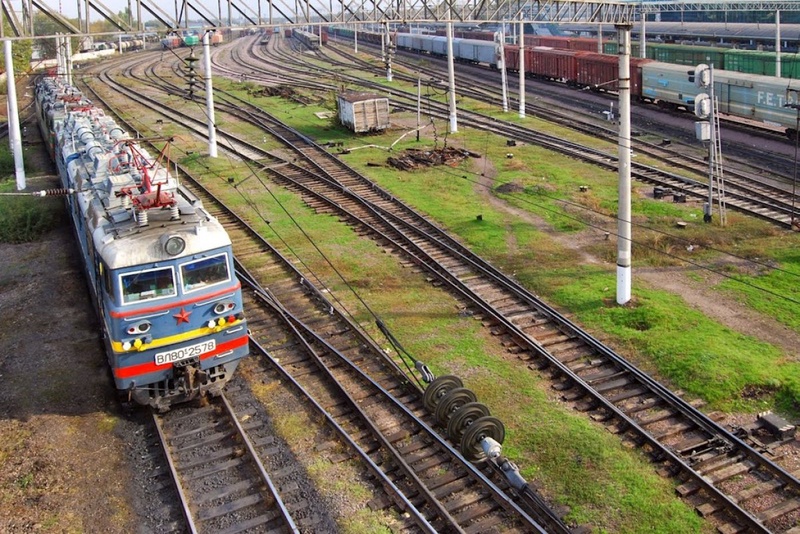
{"left": 223, "top": 80, "right": 800, "bottom": 415}
{"left": 187, "top": 94, "right": 707, "bottom": 531}
{"left": 100, "top": 70, "right": 797, "bottom": 531}
{"left": 0, "top": 175, "right": 63, "bottom": 244}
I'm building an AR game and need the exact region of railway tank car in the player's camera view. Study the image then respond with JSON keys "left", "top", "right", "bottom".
{"left": 35, "top": 76, "right": 249, "bottom": 410}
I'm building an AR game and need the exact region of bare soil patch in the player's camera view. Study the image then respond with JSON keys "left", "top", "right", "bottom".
{"left": 0, "top": 223, "right": 135, "bottom": 533}
{"left": 470, "top": 154, "right": 800, "bottom": 361}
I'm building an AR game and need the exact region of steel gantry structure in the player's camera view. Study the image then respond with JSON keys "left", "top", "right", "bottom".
{"left": 1, "top": 1, "right": 799, "bottom": 40}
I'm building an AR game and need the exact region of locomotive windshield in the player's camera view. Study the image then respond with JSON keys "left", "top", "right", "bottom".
{"left": 181, "top": 254, "right": 230, "bottom": 293}
{"left": 121, "top": 267, "right": 176, "bottom": 304}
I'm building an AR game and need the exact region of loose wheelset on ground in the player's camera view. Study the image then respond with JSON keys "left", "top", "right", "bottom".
{"left": 460, "top": 416, "right": 505, "bottom": 462}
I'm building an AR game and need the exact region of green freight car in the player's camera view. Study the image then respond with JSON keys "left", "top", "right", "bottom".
{"left": 645, "top": 43, "right": 726, "bottom": 68}
{"left": 183, "top": 33, "right": 200, "bottom": 46}
{"left": 602, "top": 41, "right": 641, "bottom": 57}
{"left": 722, "top": 49, "right": 800, "bottom": 79}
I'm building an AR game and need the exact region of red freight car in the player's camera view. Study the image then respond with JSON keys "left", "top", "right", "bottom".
{"left": 311, "top": 27, "right": 329, "bottom": 44}
{"left": 576, "top": 52, "right": 651, "bottom": 94}
{"left": 527, "top": 47, "right": 579, "bottom": 83}
{"left": 532, "top": 36, "right": 607, "bottom": 52}
{"left": 503, "top": 45, "right": 521, "bottom": 72}
{"left": 284, "top": 28, "right": 292, "bottom": 38}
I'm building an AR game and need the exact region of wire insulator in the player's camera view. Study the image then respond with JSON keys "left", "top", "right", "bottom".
{"left": 137, "top": 209, "right": 149, "bottom": 227}
{"left": 32, "top": 188, "right": 76, "bottom": 197}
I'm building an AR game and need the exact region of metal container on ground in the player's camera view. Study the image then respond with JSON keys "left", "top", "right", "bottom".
{"left": 337, "top": 92, "right": 390, "bottom": 133}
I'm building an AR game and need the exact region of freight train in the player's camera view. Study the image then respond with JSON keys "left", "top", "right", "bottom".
{"left": 161, "top": 31, "right": 223, "bottom": 49}
{"left": 35, "top": 76, "right": 249, "bottom": 410}
{"left": 427, "top": 30, "right": 800, "bottom": 78}
{"left": 291, "top": 28, "right": 327, "bottom": 49}
{"left": 330, "top": 28, "right": 800, "bottom": 138}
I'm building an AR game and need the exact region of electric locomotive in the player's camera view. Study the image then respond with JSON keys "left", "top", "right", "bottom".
{"left": 35, "top": 76, "right": 249, "bottom": 410}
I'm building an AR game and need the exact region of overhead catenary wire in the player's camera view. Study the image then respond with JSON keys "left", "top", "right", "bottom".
{"left": 132, "top": 57, "right": 432, "bottom": 388}
{"left": 96, "top": 43, "right": 800, "bottom": 389}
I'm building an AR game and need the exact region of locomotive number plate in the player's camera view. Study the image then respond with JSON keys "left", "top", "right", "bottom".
{"left": 155, "top": 340, "right": 216, "bottom": 366}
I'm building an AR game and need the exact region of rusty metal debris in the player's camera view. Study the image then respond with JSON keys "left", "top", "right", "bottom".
{"left": 387, "top": 147, "right": 479, "bottom": 171}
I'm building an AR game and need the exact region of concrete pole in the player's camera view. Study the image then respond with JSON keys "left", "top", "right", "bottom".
{"left": 518, "top": 17, "right": 525, "bottom": 118}
{"left": 5, "top": 40, "right": 25, "bottom": 190}
{"left": 640, "top": 13, "right": 646, "bottom": 58}
{"left": 203, "top": 32, "right": 218, "bottom": 158}
{"left": 446, "top": 20, "right": 458, "bottom": 132}
{"left": 776, "top": 10, "right": 781, "bottom": 77}
{"left": 616, "top": 24, "right": 632, "bottom": 305}
{"left": 498, "top": 31, "right": 508, "bottom": 112}
{"left": 354, "top": 24, "right": 358, "bottom": 53}
{"left": 66, "top": 37, "right": 73, "bottom": 86}
{"left": 597, "top": 23, "right": 602, "bottom": 53}
{"left": 416, "top": 77, "right": 421, "bottom": 142}
{"left": 58, "top": 36, "right": 66, "bottom": 82}
{"left": 384, "top": 22, "right": 392, "bottom": 82}
{"left": 54, "top": 35, "right": 60, "bottom": 79}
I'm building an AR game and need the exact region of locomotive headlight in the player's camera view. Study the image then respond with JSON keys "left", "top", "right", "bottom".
{"left": 213, "top": 301, "right": 235, "bottom": 315}
{"left": 122, "top": 341, "right": 132, "bottom": 351}
{"left": 126, "top": 321, "right": 151, "bottom": 335}
{"left": 164, "top": 235, "right": 186, "bottom": 256}
{"left": 207, "top": 319, "right": 217, "bottom": 328}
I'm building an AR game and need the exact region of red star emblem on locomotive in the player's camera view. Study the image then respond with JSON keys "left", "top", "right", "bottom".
{"left": 173, "top": 308, "right": 192, "bottom": 324}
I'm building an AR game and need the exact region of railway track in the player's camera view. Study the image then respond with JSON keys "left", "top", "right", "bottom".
{"left": 82, "top": 57, "right": 571, "bottom": 532}
{"left": 325, "top": 32, "right": 800, "bottom": 183}
{"left": 237, "top": 34, "right": 800, "bottom": 228}
{"left": 83, "top": 49, "right": 800, "bottom": 532}
{"left": 238, "top": 269, "right": 553, "bottom": 533}
{"left": 153, "top": 394, "right": 299, "bottom": 532}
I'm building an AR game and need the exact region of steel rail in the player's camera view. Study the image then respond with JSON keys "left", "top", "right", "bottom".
{"left": 218, "top": 394, "right": 300, "bottom": 533}
{"left": 242, "top": 272, "right": 552, "bottom": 533}
{"left": 242, "top": 35, "right": 800, "bottom": 226}
{"left": 151, "top": 411, "right": 199, "bottom": 534}
{"left": 86, "top": 51, "right": 798, "bottom": 532}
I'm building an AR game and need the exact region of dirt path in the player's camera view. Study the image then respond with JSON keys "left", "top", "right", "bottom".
{"left": 473, "top": 155, "right": 800, "bottom": 362}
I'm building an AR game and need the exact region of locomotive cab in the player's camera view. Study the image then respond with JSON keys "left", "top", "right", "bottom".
{"left": 102, "top": 243, "right": 248, "bottom": 409}
{"left": 36, "top": 76, "right": 249, "bottom": 411}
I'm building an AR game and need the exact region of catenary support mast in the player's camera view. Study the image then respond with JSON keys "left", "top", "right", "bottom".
{"left": 616, "top": 24, "right": 632, "bottom": 305}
